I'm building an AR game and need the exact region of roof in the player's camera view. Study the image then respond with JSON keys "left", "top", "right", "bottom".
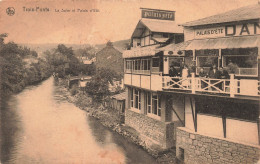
{"left": 111, "top": 92, "right": 127, "bottom": 100}
{"left": 159, "top": 40, "right": 192, "bottom": 51}
{"left": 182, "top": 4, "right": 260, "bottom": 27}
{"left": 132, "top": 18, "right": 183, "bottom": 37}
{"left": 185, "top": 35, "right": 260, "bottom": 50}
{"left": 152, "top": 37, "right": 170, "bottom": 43}
{"left": 123, "top": 44, "right": 160, "bottom": 58}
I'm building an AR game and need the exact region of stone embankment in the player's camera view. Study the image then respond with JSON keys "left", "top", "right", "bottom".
{"left": 58, "top": 79, "right": 177, "bottom": 163}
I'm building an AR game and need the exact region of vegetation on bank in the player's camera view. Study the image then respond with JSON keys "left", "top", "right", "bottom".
{"left": 0, "top": 33, "right": 98, "bottom": 95}
{"left": 0, "top": 34, "right": 52, "bottom": 95}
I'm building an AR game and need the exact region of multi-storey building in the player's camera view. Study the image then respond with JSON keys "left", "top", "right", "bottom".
{"left": 123, "top": 8, "right": 184, "bottom": 149}
{"left": 123, "top": 5, "right": 260, "bottom": 163}
{"left": 174, "top": 4, "right": 260, "bottom": 163}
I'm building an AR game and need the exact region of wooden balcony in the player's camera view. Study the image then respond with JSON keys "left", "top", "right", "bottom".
{"left": 162, "top": 73, "right": 260, "bottom": 98}
{"left": 124, "top": 72, "right": 260, "bottom": 98}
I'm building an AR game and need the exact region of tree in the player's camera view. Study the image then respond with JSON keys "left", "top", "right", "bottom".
{"left": 85, "top": 68, "right": 119, "bottom": 102}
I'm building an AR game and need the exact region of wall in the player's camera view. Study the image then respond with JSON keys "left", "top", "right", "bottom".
{"left": 184, "top": 27, "right": 194, "bottom": 41}
{"left": 125, "top": 109, "right": 175, "bottom": 149}
{"left": 96, "top": 45, "right": 124, "bottom": 75}
{"left": 176, "top": 127, "right": 260, "bottom": 164}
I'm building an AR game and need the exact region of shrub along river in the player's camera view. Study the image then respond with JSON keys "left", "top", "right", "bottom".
{"left": 0, "top": 77, "right": 157, "bottom": 164}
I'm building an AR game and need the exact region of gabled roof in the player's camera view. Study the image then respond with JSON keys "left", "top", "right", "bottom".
{"left": 111, "top": 92, "right": 127, "bottom": 100}
{"left": 182, "top": 4, "right": 260, "bottom": 27}
{"left": 132, "top": 18, "right": 183, "bottom": 38}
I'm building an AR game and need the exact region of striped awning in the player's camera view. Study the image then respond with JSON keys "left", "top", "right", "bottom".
{"left": 185, "top": 35, "right": 260, "bottom": 50}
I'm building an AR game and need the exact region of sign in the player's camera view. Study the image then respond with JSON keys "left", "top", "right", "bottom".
{"left": 194, "top": 22, "right": 260, "bottom": 39}
{"left": 141, "top": 8, "right": 175, "bottom": 21}
{"left": 195, "top": 27, "right": 225, "bottom": 39}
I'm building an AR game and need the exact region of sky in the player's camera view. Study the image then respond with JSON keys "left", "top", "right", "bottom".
{"left": 0, "top": 0, "right": 258, "bottom": 45}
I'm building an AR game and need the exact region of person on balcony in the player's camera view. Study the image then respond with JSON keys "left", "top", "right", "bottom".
{"left": 219, "top": 67, "right": 230, "bottom": 79}
{"left": 199, "top": 67, "right": 207, "bottom": 77}
{"left": 169, "top": 65, "right": 178, "bottom": 77}
{"left": 181, "top": 65, "right": 190, "bottom": 88}
{"left": 208, "top": 65, "right": 221, "bottom": 79}
{"left": 169, "top": 65, "right": 179, "bottom": 88}
{"left": 208, "top": 65, "right": 221, "bottom": 91}
{"left": 199, "top": 67, "right": 207, "bottom": 90}
{"left": 219, "top": 67, "right": 230, "bottom": 91}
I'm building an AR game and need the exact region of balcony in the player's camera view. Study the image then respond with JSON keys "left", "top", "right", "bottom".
{"left": 124, "top": 71, "right": 260, "bottom": 98}
{"left": 162, "top": 74, "right": 260, "bottom": 98}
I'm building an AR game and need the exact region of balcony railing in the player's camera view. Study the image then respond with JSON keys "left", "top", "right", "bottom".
{"left": 162, "top": 73, "right": 260, "bottom": 97}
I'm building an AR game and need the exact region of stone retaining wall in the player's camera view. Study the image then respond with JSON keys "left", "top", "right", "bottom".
{"left": 176, "top": 127, "right": 260, "bottom": 164}
{"left": 125, "top": 109, "right": 175, "bottom": 149}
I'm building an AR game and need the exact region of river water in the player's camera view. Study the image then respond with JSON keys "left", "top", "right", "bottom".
{"left": 0, "top": 77, "right": 157, "bottom": 164}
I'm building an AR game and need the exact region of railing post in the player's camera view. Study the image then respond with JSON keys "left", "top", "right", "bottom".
{"left": 230, "top": 74, "right": 235, "bottom": 97}
{"left": 162, "top": 76, "right": 165, "bottom": 88}
{"left": 191, "top": 73, "right": 195, "bottom": 94}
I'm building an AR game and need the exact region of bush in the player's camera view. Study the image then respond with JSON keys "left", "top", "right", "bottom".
{"left": 70, "top": 85, "right": 78, "bottom": 96}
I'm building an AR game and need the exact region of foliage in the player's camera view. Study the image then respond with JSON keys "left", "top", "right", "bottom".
{"left": 43, "top": 44, "right": 96, "bottom": 77}
{"left": 85, "top": 68, "right": 120, "bottom": 102}
{"left": 0, "top": 34, "right": 52, "bottom": 95}
{"left": 227, "top": 62, "right": 239, "bottom": 74}
{"left": 70, "top": 85, "right": 79, "bottom": 96}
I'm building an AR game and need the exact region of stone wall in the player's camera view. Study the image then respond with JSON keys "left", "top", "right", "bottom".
{"left": 125, "top": 109, "right": 175, "bottom": 149}
{"left": 176, "top": 127, "right": 260, "bottom": 164}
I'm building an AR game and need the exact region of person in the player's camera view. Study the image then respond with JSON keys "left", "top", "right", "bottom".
{"left": 208, "top": 65, "right": 220, "bottom": 79}
{"left": 169, "top": 65, "right": 179, "bottom": 88}
{"left": 199, "top": 67, "right": 207, "bottom": 90}
{"left": 169, "top": 65, "right": 178, "bottom": 77}
{"left": 219, "top": 67, "right": 230, "bottom": 91}
{"left": 181, "top": 65, "right": 190, "bottom": 88}
{"left": 199, "top": 67, "right": 207, "bottom": 77}
{"left": 208, "top": 65, "right": 221, "bottom": 91}
{"left": 179, "top": 61, "right": 185, "bottom": 77}
{"left": 219, "top": 67, "right": 230, "bottom": 79}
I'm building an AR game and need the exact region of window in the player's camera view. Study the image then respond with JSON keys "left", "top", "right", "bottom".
{"left": 131, "top": 88, "right": 141, "bottom": 110}
{"left": 152, "top": 57, "right": 160, "bottom": 73}
{"left": 127, "top": 59, "right": 151, "bottom": 74}
{"left": 197, "top": 56, "right": 218, "bottom": 74}
{"left": 140, "top": 59, "right": 151, "bottom": 74}
{"left": 133, "top": 59, "right": 141, "bottom": 73}
{"left": 147, "top": 92, "right": 161, "bottom": 117}
{"left": 125, "top": 60, "right": 132, "bottom": 73}
{"left": 223, "top": 55, "right": 258, "bottom": 76}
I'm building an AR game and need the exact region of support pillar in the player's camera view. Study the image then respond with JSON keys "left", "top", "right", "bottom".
{"left": 163, "top": 56, "right": 169, "bottom": 75}
{"left": 230, "top": 74, "right": 235, "bottom": 97}
{"left": 160, "top": 94, "right": 168, "bottom": 122}
{"left": 140, "top": 91, "right": 146, "bottom": 114}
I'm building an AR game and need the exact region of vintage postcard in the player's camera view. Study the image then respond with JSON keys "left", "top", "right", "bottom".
{"left": 0, "top": 0, "right": 259, "bottom": 163}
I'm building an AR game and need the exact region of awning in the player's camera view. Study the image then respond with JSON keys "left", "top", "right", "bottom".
{"left": 152, "top": 37, "right": 169, "bottom": 43}
{"left": 185, "top": 35, "right": 260, "bottom": 50}
{"left": 158, "top": 41, "right": 192, "bottom": 56}
{"left": 123, "top": 45, "right": 160, "bottom": 58}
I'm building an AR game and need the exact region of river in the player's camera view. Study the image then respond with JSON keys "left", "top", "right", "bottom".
{"left": 0, "top": 77, "right": 157, "bottom": 164}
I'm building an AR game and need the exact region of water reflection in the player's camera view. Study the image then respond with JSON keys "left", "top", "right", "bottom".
{"left": 0, "top": 77, "right": 157, "bottom": 164}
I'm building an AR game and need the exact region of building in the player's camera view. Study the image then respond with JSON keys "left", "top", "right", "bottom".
{"left": 96, "top": 41, "right": 124, "bottom": 75}
{"left": 110, "top": 92, "right": 126, "bottom": 114}
{"left": 170, "top": 4, "right": 259, "bottom": 163}
{"left": 123, "top": 5, "right": 260, "bottom": 163}
{"left": 123, "top": 8, "right": 184, "bottom": 150}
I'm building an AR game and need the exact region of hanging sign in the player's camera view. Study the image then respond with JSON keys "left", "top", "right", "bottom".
{"left": 141, "top": 8, "right": 175, "bottom": 21}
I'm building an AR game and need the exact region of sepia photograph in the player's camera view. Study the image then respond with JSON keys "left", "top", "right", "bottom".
{"left": 0, "top": 0, "right": 259, "bottom": 163}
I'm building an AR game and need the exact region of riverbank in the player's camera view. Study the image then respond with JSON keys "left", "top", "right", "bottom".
{"left": 57, "top": 79, "right": 177, "bottom": 164}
